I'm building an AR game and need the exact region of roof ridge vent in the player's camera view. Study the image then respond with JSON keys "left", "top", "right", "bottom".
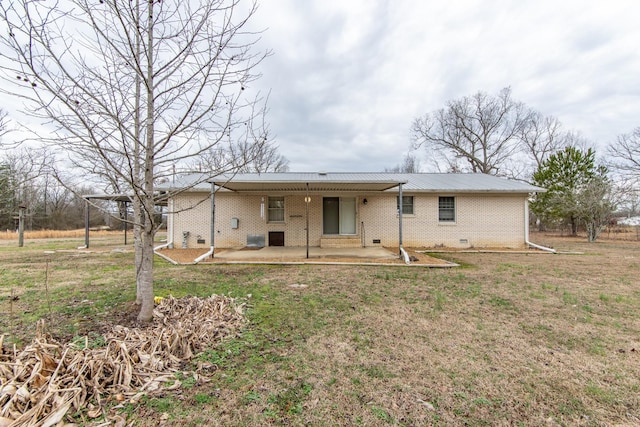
{"left": 318, "top": 171, "right": 327, "bottom": 175}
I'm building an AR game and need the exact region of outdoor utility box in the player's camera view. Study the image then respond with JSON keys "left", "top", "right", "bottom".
{"left": 231, "top": 217, "right": 239, "bottom": 229}
{"left": 247, "top": 234, "right": 265, "bottom": 247}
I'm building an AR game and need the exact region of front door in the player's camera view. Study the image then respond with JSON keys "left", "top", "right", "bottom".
{"left": 323, "top": 197, "right": 356, "bottom": 235}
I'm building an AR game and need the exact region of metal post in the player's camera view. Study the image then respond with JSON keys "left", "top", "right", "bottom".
{"left": 305, "top": 183, "right": 310, "bottom": 259}
{"left": 18, "top": 205, "right": 26, "bottom": 247}
{"left": 124, "top": 201, "right": 128, "bottom": 245}
{"left": 210, "top": 182, "right": 215, "bottom": 258}
{"left": 398, "top": 183, "right": 403, "bottom": 257}
{"left": 84, "top": 199, "right": 90, "bottom": 248}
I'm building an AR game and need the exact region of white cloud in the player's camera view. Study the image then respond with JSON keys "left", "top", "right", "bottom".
{"left": 2, "top": 0, "right": 638, "bottom": 173}
{"left": 251, "top": 0, "right": 640, "bottom": 171}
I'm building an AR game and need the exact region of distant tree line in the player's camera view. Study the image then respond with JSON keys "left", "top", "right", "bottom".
{"left": 0, "top": 147, "right": 107, "bottom": 231}
{"left": 0, "top": 143, "right": 289, "bottom": 233}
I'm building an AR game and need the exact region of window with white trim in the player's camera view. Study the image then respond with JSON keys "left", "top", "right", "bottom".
{"left": 397, "top": 196, "right": 414, "bottom": 215}
{"left": 438, "top": 196, "right": 455, "bottom": 222}
{"left": 268, "top": 196, "right": 284, "bottom": 222}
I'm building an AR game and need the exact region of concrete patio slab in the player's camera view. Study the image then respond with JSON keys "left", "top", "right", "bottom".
{"left": 154, "top": 246, "right": 457, "bottom": 266}
{"left": 213, "top": 246, "right": 399, "bottom": 260}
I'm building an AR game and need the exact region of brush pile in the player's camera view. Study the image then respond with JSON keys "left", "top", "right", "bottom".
{"left": 0, "top": 294, "right": 247, "bottom": 426}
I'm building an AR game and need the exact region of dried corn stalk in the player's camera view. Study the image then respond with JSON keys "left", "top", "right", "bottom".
{"left": 0, "top": 294, "right": 246, "bottom": 426}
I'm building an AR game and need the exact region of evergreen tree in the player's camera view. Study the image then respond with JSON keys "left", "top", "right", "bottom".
{"left": 532, "top": 147, "right": 614, "bottom": 241}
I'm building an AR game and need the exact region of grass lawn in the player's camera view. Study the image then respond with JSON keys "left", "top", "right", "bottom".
{"left": 1, "top": 233, "right": 639, "bottom": 426}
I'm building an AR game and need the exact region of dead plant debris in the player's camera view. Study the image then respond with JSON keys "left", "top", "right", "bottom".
{"left": 0, "top": 295, "right": 247, "bottom": 426}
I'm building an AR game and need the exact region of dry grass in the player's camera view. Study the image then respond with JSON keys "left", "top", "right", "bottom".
{"left": 0, "top": 229, "right": 123, "bottom": 240}
{"left": 1, "top": 232, "right": 639, "bottom": 426}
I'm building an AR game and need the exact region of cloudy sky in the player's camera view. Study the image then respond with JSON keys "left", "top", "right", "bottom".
{"left": 248, "top": 0, "right": 640, "bottom": 172}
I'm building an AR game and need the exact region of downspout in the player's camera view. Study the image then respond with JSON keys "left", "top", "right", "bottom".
{"left": 154, "top": 198, "right": 174, "bottom": 251}
{"left": 194, "top": 182, "right": 215, "bottom": 263}
{"left": 524, "top": 198, "right": 556, "bottom": 253}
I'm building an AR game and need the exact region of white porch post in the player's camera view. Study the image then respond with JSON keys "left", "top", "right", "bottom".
{"left": 305, "top": 182, "right": 310, "bottom": 259}
{"left": 210, "top": 182, "right": 216, "bottom": 258}
{"left": 398, "top": 182, "right": 403, "bottom": 257}
{"left": 84, "top": 199, "right": 90, "bottom": 248}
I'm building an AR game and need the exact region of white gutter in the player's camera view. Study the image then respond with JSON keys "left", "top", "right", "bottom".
{"left": 193, "top": 248, "right": 213, "bottom": 264}
{"left": 524, "top": 199, "right": 556, "bottom": 253}
{"left": 155, "top": 250, "right": 178, "bottom": 265}
{"left": 399, "top": 247, "right": 411, "bottom": 264}
{"left": 526, "top": 240, "right": 556, "bottom": 253}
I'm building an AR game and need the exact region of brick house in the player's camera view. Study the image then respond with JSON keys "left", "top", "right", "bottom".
{"left": 163, "top": 172, "right": 545, "bottom": 251}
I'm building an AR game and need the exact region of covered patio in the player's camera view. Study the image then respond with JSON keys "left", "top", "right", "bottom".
{"left": 189, "top": 173, "right": 410, "bottom": 260}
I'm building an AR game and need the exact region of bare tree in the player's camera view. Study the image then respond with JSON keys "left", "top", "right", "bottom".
{"left": 608, "top": 127, "right": 640, "bottom": 178}
{"left": 613, "top": 177, "right": 640, "bottom": 217}
{"left": 384, "top": 153, "right": 421, "bottom": 173}
{"left": 0, "top": 109, "right": 8, "bottom": 141}
{"left": 0, "top": 147, "right": 52, "bottom": 229}
{"left": 1, "top": 0, "right": 272, "bottom": 321}
{"left": 520, "top": 113, "right": 565, "bottom": 169}
{"left": 194, "top": 131, "right": 289, "bottom": 173}
{"left": 411, "top": 87, "right": 533, "bottom": 176}
{"left": 576, "top": 175, "right": 616, "bottom": 242}
{"left": 608, "top": 128, "right": 640, "bottom": 223}
{"left": 515, "top": 117, "right": 594, "bottom": 182}
{"left": 239, "top": 143, "right": 290, "bottom": 173}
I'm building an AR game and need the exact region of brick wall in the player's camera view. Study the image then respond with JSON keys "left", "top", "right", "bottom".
{"left": 171, "top": 191, "right": 528, "bottom": 249}
{"left": 359, "top": 193, "right": 526, "bottom": 248}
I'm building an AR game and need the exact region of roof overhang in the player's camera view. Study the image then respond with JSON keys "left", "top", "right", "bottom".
{"left": 209, "top": 179, "right": 407, "bottom": 193}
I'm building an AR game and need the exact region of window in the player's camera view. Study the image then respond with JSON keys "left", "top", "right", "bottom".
{"left": 268, "top": 196, "right": 284, "bottom": 222}
{"left": 397, "top": 196, "right": 414, "bottom": 215}
{"left": 438, "top": 196, "right": 455, "bottom": 222}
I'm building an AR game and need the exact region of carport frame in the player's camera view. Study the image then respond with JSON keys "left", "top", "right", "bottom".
{"left": 81, "top": 193, "right": 168, "bottom": 248}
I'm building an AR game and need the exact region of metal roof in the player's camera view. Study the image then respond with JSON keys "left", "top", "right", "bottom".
{"left": 166, "top": 172, "right": 544, "bottom": 193}
{"left": 210, "top": 173, "right": 406, "bottom": 192}
{"left": 394, "top": 173, "right": 544, "bottom": 193}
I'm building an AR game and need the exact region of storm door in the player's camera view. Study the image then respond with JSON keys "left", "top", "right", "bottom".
{"left": 323, "top": 197, "right": 356, "bottom": 235}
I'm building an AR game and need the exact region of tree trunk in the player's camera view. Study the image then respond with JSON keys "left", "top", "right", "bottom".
{"left": 137, "top": 0, "right": 156, "bottom": 323}
{"left": 133, "top": 0, "right": 143, "bottom": 306}
{"left": 570, "top": 216, "right": 578, "bottom": 236}
{"left": 137, "top": 218, "right": 155, "bottom": 322}
{"left": 587, "top": 223, "right": 596, "bottom": 242}
{"left": 133, "top": 205, "right": 143, "bottom": 305}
